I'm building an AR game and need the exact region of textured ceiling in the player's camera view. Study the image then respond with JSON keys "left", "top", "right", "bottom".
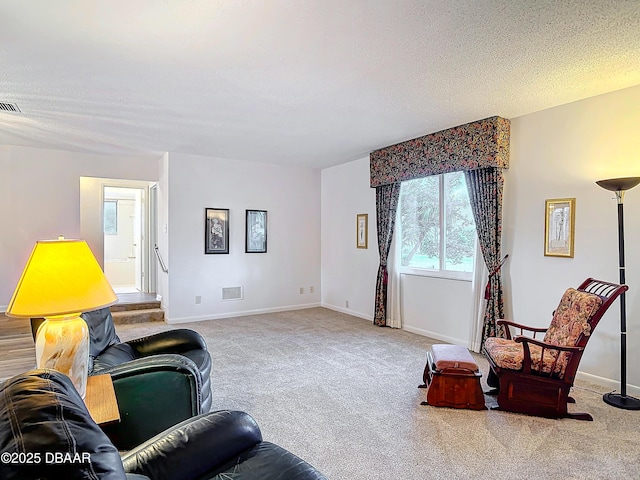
{"left": 1, "top": 1, "right": 639, "bottom": 168}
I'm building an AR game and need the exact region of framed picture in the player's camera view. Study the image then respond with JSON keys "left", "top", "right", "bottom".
{"left": 246, "top": 209, "right": 267, "bottom": 253}
{"left": 544, "top": 198, "right": 575, "bottom": 258}
{"left": 205, "top": 208, "right": 229, "bottom": 254}
{"left": 356, "top": 213, "right": 368, "bottom": 249}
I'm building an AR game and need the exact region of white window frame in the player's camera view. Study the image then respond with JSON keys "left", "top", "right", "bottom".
{"left": 398, "top": 174, "right": 475, "bottom": 282}
{"left": 103, "top": 199, "right": 118, "bottom": 236}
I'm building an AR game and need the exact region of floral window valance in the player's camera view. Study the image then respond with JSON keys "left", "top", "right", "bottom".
{"left": 369, "top": 116, "right": 510, "bottom": 187}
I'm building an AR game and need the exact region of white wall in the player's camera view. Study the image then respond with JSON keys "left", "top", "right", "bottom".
{"left": 401, "top": 275, "right": 473, "bottom": 345}
{"left": 165, "top": 152, "right": 321, "bottom": 322}
{"left": 0, "top": 145, "right": 160, "bottom": 309}
{"left": 321, "top": 157, "right": 378, "bottom": 320}
{"left": 156, "top": 153, "right": 170, "bottom": 308}
{"left": 504, "top": 84, "right": 640, "bottom": 393}
{"left": 321, "top": 157, "right": 476, "bottom": 341}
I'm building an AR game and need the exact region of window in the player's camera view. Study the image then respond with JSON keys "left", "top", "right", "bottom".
{"left": 398, "top": 171, "right": 476, "bottom": 279}
{"left": 104, "top": 200, "right": 118, "bottom": 235}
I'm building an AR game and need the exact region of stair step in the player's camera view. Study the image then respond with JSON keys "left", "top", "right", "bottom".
{"left": 111, "top": 301, "right": 161, "bottom": 312}
{"left": 112, "top": 308, "right": 164, "bottom": 325}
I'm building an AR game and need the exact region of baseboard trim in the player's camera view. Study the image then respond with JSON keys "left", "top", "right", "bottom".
{"left": 320, "top": 303, "right": 373, "bottom": 321}
{"left": 165, "top": 302, "right": 322, "bottom": 324}
{"left": 402, "top": 324, "right": 469, "bottom": 348}
{"left": 575, "top": 370, "right": 640, "bottom": 397}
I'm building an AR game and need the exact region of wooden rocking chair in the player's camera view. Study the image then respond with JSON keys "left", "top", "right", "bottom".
{"left": 483, "top": 278, "right": 627, "bottom": 420}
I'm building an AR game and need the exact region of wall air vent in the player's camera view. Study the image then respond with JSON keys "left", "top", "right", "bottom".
{"left": 0, "top": 102, "right": 21, "bottom": 113}
{"left": 222, "top": 286, "right": 243, "bottom": 301}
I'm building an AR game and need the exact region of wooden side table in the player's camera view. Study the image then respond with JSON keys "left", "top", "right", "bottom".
{"left": 84, "top": 374, "right": 120, "bottom": 425}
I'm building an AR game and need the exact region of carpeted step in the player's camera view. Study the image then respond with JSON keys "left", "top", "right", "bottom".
{"left": 111, "top": 301, "right": 161, "bottom": 312}
{"left": 111, "top": 308, "right": 164, "bottom": 325}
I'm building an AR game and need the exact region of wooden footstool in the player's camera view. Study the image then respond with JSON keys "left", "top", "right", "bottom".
{"left": 420, "top": 344, "right": 486, "bottom": 410}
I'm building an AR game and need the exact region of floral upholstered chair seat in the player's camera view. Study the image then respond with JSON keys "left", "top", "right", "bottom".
{"left": 484, "top": 288, "right": 602, "bottom": 379}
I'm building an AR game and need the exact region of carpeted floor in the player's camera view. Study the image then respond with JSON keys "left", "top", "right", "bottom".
{"left": 113, "top": 307, "right": 640, "bottom": 479}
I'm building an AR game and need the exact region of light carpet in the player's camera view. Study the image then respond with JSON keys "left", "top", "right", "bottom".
{"left": 115, "top": 307, "right": 640, "bottom": 480}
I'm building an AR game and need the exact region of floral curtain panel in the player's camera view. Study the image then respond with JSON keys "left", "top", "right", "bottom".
{"left": 370, "top": 116, "right": 510, "bottom": 188}
{"left": 373, "top": 183, "right": 401, "bottom": 326}
{"left": 465, "top": 167, "right": 506, "bottom": 345}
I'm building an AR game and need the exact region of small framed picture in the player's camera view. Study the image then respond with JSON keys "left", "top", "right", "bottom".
{"left": 544, "top": 198, "right": 575, "bottom": 258}
{"left": 205, "top": 208, "right": 229, "bottom": 254}
{"left": 246, "top": 209, "right": 267, "bottom": 253}
{"left": 356, "top": 213, "right": 368, "bottom": 249}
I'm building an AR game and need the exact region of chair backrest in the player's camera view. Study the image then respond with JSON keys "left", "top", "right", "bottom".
{"left": 544, "top": 278, "right": 627, "bottom": 349}
{"left": 539, "top": 278, "right": 627, "bottom": 378}
{"left": 81, "top": 307, "right": 121, "bottom": 359}
{"left": 543, "top": 288, "right": 603, "bottom": 348}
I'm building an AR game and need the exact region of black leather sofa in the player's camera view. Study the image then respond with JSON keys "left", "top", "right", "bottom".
{"left": 32, "top": 307, "right": 213, "bottom": 450}
{"left": 0, "top": 369, "right": 327, "bottom": 480}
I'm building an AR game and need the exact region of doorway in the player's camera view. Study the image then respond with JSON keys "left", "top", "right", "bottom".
{"left": 103, "top": 186, "right": 144, "bottom": 293}
{"left": 80, "top": 177, "right": 157, "bottom": 295}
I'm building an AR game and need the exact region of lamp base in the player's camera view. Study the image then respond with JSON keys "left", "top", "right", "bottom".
{"left": 35, "top": 314, "right": 89, "bottom": 398}
{"left": 603, "top": 392, "right": 640, "bottom": 410}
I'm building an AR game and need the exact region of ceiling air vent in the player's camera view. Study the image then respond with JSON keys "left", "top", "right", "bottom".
{"left": 0, "top": 102, "right": 21, "bottom": 113}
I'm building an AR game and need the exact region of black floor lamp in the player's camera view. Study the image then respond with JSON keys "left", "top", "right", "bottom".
{"left": 596, "top": 176, "right": 640, "bottom": 410}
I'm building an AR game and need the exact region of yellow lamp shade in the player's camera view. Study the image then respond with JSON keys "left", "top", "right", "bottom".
{"left": 6, "top": 238, "right": 117, "bottom": 399}
{"left": 7, "top": 238, "right": 117, "bottom": 318}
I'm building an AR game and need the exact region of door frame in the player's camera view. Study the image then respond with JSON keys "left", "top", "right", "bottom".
{"left": 80, "top": 177, "right": 156, "bottom": 294}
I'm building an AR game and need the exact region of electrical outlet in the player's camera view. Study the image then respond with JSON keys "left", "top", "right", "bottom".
{"left": 309, "top": 286, "right": 314, "bottom": 294}
{"left": 195, "top": 295, "right": 202, "bottom": 304}
{"left": 299, "top": 287, "right": 304, "bottom": 294}
{"left": 345, "top": 300, "right": 350, "bottom": 308}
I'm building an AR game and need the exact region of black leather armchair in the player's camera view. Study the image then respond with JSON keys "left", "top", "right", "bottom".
{"left": 0, "top": 370, "right": 326, "bottom": 480}
{"left": 32, "top": 307, "right": 212, "bottom": 450}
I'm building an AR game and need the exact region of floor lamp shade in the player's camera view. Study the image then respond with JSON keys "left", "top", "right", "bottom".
{"left": 6, "top": 238, "right": 117, "bottom": 398}
{"left": 596, "top": 177, "right": 640, "bottom": 410}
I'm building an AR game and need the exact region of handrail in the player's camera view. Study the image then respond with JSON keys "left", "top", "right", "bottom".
{"left": 154, "top": 244, "right": 168, "bottom": 273}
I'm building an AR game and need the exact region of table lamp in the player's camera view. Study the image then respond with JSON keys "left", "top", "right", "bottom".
{"left": 596, "top": 176, "right": 640, "bottom": 410}
{"left": 6, "top": 237, "right": 117, "bottom": 398}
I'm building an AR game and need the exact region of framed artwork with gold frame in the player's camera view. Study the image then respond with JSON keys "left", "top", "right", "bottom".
{"left": 356, "top": 213, "right": 368, "bottom": 249}
{"left": 544, "top": 198, "right": 575, "bottom": 258}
